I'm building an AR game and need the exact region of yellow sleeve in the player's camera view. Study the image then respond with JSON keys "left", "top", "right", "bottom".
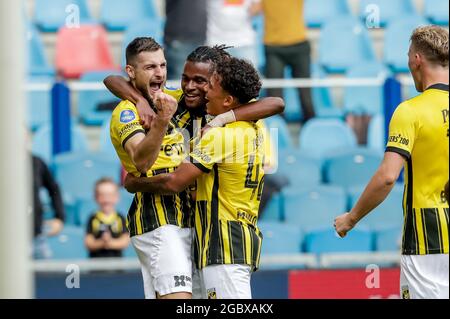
{"left": 163, "top": 86, "right": 184, "bottom": 102}
{"left": 189, "top": 128, "right": 233, "bottom": 172}
{"left": 386, "top": 101, "right": 417, "bottom": 159}
{"left": 111, "top": 102, "right": 145, "bottom": 148}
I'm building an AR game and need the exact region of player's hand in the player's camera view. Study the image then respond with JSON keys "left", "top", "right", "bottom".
{"left": 334, "top": 213, "right": 356, "bottom": 238}
{"left": 154, "top": 92, "right": 177, "bottom": 123}
{"left": 45, "top": 218, "right": 64, "bottom": 237}
{"left": 136, "top": 97, "right": 156, "bottom": 130}
{"left": 102, "top": 231, "right": 112, "bottom": 246}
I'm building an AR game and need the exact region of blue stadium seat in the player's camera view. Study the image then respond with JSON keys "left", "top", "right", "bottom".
{"left": 405, "top": 83, "right": 420, "bottom": 100}
{"left": 319, "top": 17, "right": 376, "bottom": 73}
{"left": 258, "top": 221, "right": 302, "bottom": 255}
{"left": 424, "top": 0, "right": 449, "bottom": 25}
{"left": 100, "top": 0, "right": 160, "bottom": 31}
{"left": 359, "top": 0, "right": 417, "bottom": 27}
{"left": 32, "top": 124, "right": 89, "bottom": 164}
{"left": 283, "top": 65, "right": 343, "bottom": 122}
{"left": 122, "top": 19, "right": 165, "bottom": 66}
{"left": 99, "top": 119, "right": 117, "bottom": 156}
{"left": 276, "top": 150, "right": 322, "bottom": 188}
{"left": 123, "top": 244, "right": 137, "bottom": 258}
{"left": 299, "top": 118, "right": 357, "bottom": 160}
{"left": 349, "top": 184, "right": 404, "bottom": 230}
{"left": 78, "top": 70, "right": 122, "bottom": 126}
{"left": 34, "top": 0, "right": 94, "bottom": 32}
{"left": 324, "top": 148, "right": 383, "bottom": 188}
{"left": 304, "top": 227, "right": 373, "bottom": 254}
{"left": 305, "top": 0, "right": 352, "bottom": 28}
{"left": 53, "top": 152, "right": 121, "bottom": 200}
{"left": 27, "top": 76, "right": 53, "bottom": 131}
{"left": 252, "top": 15, "right": 265, "bottom": 73}
{"left": 47, "top": 226, "right": 87, "bottom": 259}
{"left": 263, "top": 115, "right": 293, "bottom": 150}
{"left": 375, "top": 226, "right": 402, "bottom": 252}
{"left": 343, "top": 61, "right": 390, "bottom": 115}
{"left": 367, "top": 115, "right": 385, "bottom": 152}
{"left": 283, "top": 186, "right": 347, "bottom": 231}
{"left": 260, "top": 193, "right": 282, "bottom": 222}
{"left": 384, "top": 16, "right": 428, "bottom": 73}
{"left": 26, "top": 22, "right": 54, "bottom": 76}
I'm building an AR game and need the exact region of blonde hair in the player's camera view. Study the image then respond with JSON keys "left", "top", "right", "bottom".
{"left": 411, "top": 25, "right": 449, "bottom": 68}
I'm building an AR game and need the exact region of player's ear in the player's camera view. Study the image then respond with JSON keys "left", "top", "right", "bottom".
{"left": 223, "top": 95, "right": 234, "bottom": 108}
{"left": 126, "top": 64, "right": 136, "bottom": 80}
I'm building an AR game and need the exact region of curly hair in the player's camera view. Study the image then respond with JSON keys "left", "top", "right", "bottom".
{"left": 186, "top": 44, "right": 232, "bottom": 65}
{"left": 411, "top": 26, "right": 449, "bottom": 68}
{"left": 214, "top": 57, "right": 262, "bottom": 104}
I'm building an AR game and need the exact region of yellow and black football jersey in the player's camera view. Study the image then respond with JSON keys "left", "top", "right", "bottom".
{"left": 110, "top": 87, "right": 191, "bottom": 237}
{"left": 386, "top": 83, "right": 449, "bottom": 255}
{"left": 189, "top": 121, "right": 265, "bottom": 270}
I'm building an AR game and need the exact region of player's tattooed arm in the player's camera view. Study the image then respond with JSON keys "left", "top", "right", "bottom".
{"left": 124, "top": 162, "right": 203, "bottom": 195}
{"left": 104, "top": 75, "right": 155, "bottom": 130}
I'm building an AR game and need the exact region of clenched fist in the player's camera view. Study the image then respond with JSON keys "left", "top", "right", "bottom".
{"left": 154, "top": 92, "right": 178, "bottom": 123}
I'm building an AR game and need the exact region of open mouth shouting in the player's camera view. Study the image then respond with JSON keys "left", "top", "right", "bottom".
{"left": 149, "top": 81, "right": 163, "bottom": 95}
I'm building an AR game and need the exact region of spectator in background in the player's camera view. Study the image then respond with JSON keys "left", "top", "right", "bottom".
{"left": 254, "top": 0, "right": 315, "bottom": 123}
{"left": 32, "top": 154, "right": 65, "bottom": 259}
{"left": 164, "top": 0, "right": 207, "bottom": 80}
{"left": 85, "top": 178, "right": 129, "bottom": 258}
{"left": 207, "top": 0, "right": 259, "bottom": 66}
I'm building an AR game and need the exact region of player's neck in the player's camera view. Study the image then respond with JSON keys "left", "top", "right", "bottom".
{"left": 422, "top": 67, "right": 449, "bottom": 90}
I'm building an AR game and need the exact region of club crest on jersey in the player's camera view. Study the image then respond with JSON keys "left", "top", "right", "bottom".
{"left": 120, "top": 110, "right": 136, "bottom": 123}
{"left": 207, "top": 288, "right": 217, "bottom": 299}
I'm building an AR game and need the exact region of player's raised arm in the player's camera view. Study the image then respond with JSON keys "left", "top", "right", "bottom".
{"left": 104, "top": 75, "right": 155, "bottom": 130}
{"left": 123, "top": 92, "right": 177, "bottom": 174}
{"left": 124, "top": 162, "right": 203, "bottom": 195}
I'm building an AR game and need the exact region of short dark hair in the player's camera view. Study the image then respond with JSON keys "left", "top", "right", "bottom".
{"left": 186, "top": 45, "right": 232, "bottom": 66}
{"left": 126, "top": 37, "right": 163, "bottom": 66}
{"left": 94, "top": 177, "right": 118, "bottom": 194}
{"left": 215, "top": 57, "right": 262, "bottom": 104}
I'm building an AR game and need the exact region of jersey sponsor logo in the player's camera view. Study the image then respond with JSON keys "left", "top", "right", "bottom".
{"left": 160, "top": 142, "right": 186, "bottom": 157}
{"left": 119, "top": 122, "right": 141, "bottom": 138}
{"left": 120, "top": 110, "right": 136, "bottom": 124}
{"left": 388, "top": 134, "right": 409, "bottom": 146}
{"left": 442, "top": 108, "right": 449, "bottom": 124}
{"left": 191, "top": 149, "right": 211, "bottom": 164}
{"left": 207, "top": 288, "right": 217, "bottom": 299}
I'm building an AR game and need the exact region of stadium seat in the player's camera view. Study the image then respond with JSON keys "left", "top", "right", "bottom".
{"left": 53, "top": 152, "right": 122, "bottom": 200}
{"left": 99, "top": 120, "right": 117, "bottom": 156}
{"left": 424, "top": 0, "right": 449, "bottom": 25}
{"left": 375, "top": 226, "right": 402, "bottom": 252}
{"left": 359, "top": 0, "right": 417, "bottom": 27}
{"left": 343, "top": 61, "right": 390, "bottom": 115}
{"left": 258, "top": 221, "right": 302, "bottom": 255}
{"left": 26, "top": 22, "right": 54, "bottom": 76}
{"left": 283, "top": 186, "right": 347, "bottom": 231}
{"left": 349, "top": 184, "right": 404, "bottom": 230}
{"left": 34, "top": 0, "right": 94, "bottom": 32}
{"left": 100, "top": 0, "right": 160, "bottom": 31}
{"left": 263, "top": 115, "right": 293, "bottom": 150}
{"left": 367, "top": 114, "right": 385, "bottom": 152}
{"left": 305, "top": 0, "right": 352, "bottom": 28}
{"left": 55, "top": 25, "right": 119, "bottom": 79}
{"left": 303, "top": 227, "right": 373, "bottom": 254}
{"left": 384, "top": 16, "right": 428, "bottom": 73}
{"left": 252, "top": 15, "right": 265, "bottom": 73}
{"left": 276, "top": 150, "right": 322, "bottom": 188}
{"left": 46, "top": 226, "right": 87, "bottom": 259}
{"left": 259, "top": 193, "right": 282, "bottom": 222}
{"left": 319, "top": 17, "right": 376, "bottom": 73}
{"left": 78, "top": 70, "right": 122, "bottom": 126}
{"left": 32, "top": 124, "right": 89, "bottom": 164}
{"left": 324, "top": 148, "right": 383, "bottom": 189}
{"left": 27, "top": 76, "right": 53, "bottom": 131}
{"left": 122, "top": 19, "right": 165, "bottom": 66}
{"left": 123, "top": 244, "right": 138, "bottom": 258}
{"left": 299, "top": 118, "right": 357, "bottom": 160}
